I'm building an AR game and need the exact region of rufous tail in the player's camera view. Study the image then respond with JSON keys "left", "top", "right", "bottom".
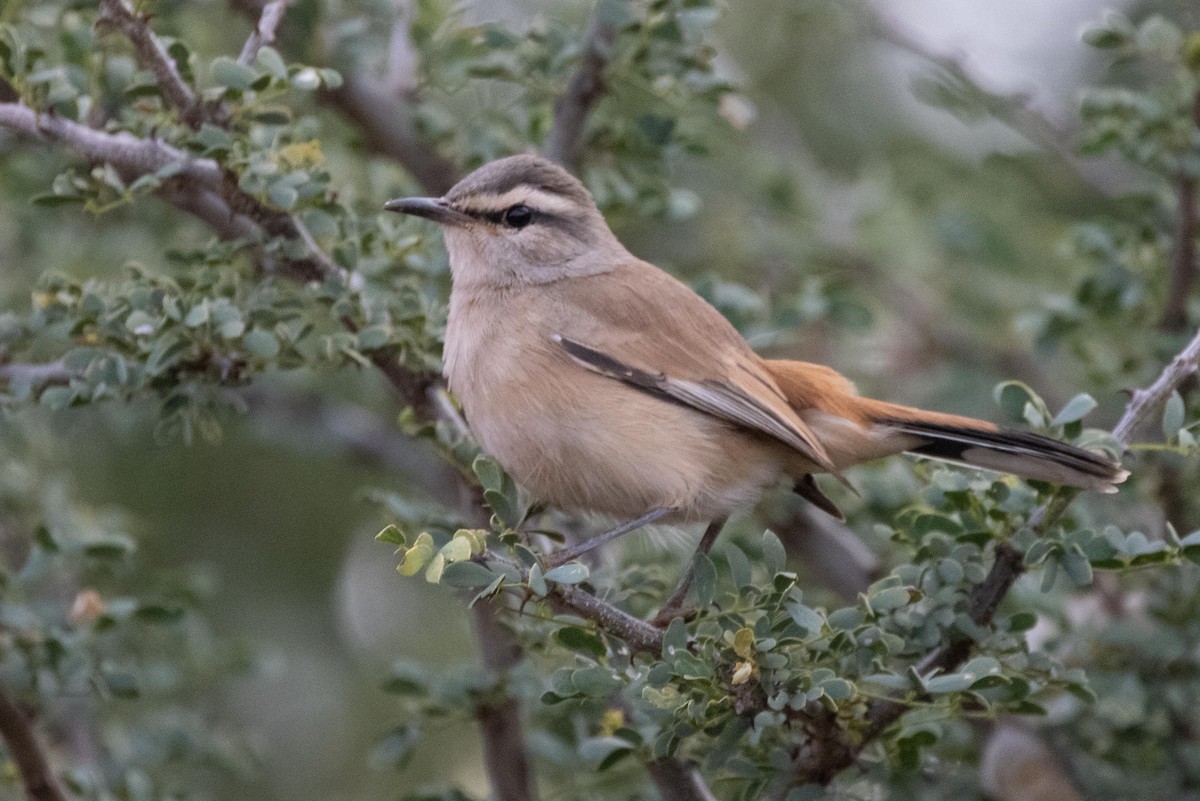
{"left": 763, "top": 360, "right": 1128, "bottom": 498}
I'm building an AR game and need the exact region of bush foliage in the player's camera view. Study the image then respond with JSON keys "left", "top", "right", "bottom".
{"left": 0, "top": 2, "right": 1199, "bottom": 800}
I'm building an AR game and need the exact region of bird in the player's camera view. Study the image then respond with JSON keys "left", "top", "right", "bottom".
{"left": 385, "top": 154, "right": 1127, "bottom": 572}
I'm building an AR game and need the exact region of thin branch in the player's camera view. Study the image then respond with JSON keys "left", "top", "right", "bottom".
{"left": 481, "top": 550, "right": 666, "bottom": 656}
{"left": 550, "top": 581, "right": 665, "bottom": 656}
{"left": 320, "top": 76, "right": 460, "bottom": 195}
{"left": 645, "top": 757, "right": 719, "bottom": 801}
{"left": 1162, "top": 171, "right": 1197, "bottom": 332}
{"left": 780, "top": 321, "right": 1200, "bottom": 790}
{"left": 0, "top": 361, "right": 76, "bottom": 386}
{"left": 385, "top": 0, "right": 419, "bottom": 97}
{"left": 238, "top": 0, "right": 290, "bottom": 67}
{"left": 0, "top": 682, "right": 73, "bottom": 801}
{"left": 772, "top": 506, "right": 881, "bottom": 603}
{"left": 226, "top": 0, "right": 460, "bottom": 195}
{"left": 96, "top": 0, "right": 204, "bottom": 129}
{"left": 543, "top": 9, "right": 617, "bottom": 170}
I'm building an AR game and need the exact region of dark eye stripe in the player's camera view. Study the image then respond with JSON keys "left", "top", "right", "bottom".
{"left": 469, "top": 208, "right": 556, "bottom": 226}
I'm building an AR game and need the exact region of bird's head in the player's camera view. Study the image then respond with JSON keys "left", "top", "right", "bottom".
{"left": 385, "top": 154, "right": 624, "bottom": 288}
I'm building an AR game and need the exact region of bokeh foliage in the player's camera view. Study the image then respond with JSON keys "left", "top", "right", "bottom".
{"left": 0, "top": 1, "right": 1199, "bottom": 801}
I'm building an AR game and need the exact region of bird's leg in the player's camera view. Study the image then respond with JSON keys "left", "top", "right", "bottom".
{"left": 651, "top": 517, "right": 727, "bottom": 627}
{"left": 544, "top": 507, "right": 673, "bottom": 568}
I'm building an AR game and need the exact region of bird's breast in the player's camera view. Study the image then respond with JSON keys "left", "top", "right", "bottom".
{"left": 442, "top": 287, "right": 781, "bottom": 520}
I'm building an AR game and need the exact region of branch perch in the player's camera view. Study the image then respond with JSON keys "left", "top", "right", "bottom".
{"left": 0, "top": 682, "right": 72, "bottom": 801}
{"left": 96, "top": 0, "right": 204, "bottom": 129}
{"left": 778, "top": 321, "right": 1200, "bottom": 791}
{"left": 238, "top": 0, "right": 290, "bottom": 67}
{"left": 543, "top": 8, "right": 617, "bottom": 170}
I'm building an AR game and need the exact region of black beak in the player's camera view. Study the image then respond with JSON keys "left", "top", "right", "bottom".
{"left": 383, "top": 196, "right": 473, "bottom": 227}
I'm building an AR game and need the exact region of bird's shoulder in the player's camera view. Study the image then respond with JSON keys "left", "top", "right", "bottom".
{"left": 550, "top": 258, "right": 751, "bottom": 376}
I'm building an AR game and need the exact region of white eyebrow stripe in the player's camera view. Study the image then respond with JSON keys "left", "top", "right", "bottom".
{"left": 458, "top": 186, "right": 579, "bottom": 218}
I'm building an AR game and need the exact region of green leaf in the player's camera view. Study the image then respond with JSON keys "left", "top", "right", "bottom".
{"left": 579, "top": 735, "right": 632, "bottom": 766}
{"left": 440, "top": 560, "right": 496, "bottom": 588}
{"left": 732, "top": 627, "right": 755, "bottom": 659}
{"left": 663, "top": 617, "right": 688, "bottom": 654}
{"left": 1082, "top": 26, "right": 1129, "bottom": 49}
{"left": 762, "top": 529, "right": 786, "bottom": 575}
{"left": 786, "top": 602, "right": 823, "bottom": 635}
{"left": 210, "top": 56, "right": 254, "bottom": 90}
{"left": 725, "top": 544, "right": 752, "bottom": 588}
{"left": 256, "top": 46, "right": 287, "bottom": 78}
{"left": 472, "top": 456, "right": 504, "bottom": 492}
{"left": 124, "top": 309, "right": 159, "bottom": 335}
{"left": 133, "top": 603, "right": 185, "bottom": 624}
{"left": 291, "top": 67, "right": 321, "bottom": 90}
{"left": 243, "top": 329, "right": 280, "bottom": 359}
{"left": 184, "top": 302, "right": 209, "bottom": 327}
{"left": 994, "top": 380, "right": 1042, "bottom": 423}
{"left": 693, "top": 552, "right": 716, "bottom": 606}
{"left": 1163, "top": 390, "right": 1185, "bottom": 439}
{"left": 375, "top": 524, "right": 406, "bottom": 546}
{"left": 1061, "top": 545, "right": 1094, "bottom": 587}
{"left": 439, "top": 536, "right": 472, "bottom": 564}
{"left": 571, "top": 667, "right": 620, "bottom": 697}
{"left": 818, "top": 678, "right": 854, "bottom": 701}
{"left": 544, "top": 562, "right": 589, "bottom": 585}
{"left": 527, "top": 563, "right": 548, "bottom": 596}
{"left": 1052, "top": 393, "right": 1097, "bottom": 426}
{"left": 398, "top": 532, "right": 434, "bottom": 576}
{"left": 869, "top": 586, "right": 911, "bottom": 613}
{"left": 554, "top": 626, "right": 606, "bottom": 659}
{"left": 102, "top": 670, "right": 140, "bottom": 699}
{"left": 357, "top": 325, "right": 393, "bottom": 351}
{"left": 267, "top": 182, "right": 298, "bottom": 210}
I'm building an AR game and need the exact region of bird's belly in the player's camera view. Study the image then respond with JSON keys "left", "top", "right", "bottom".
{"left": 462, "top": 371, "right": 782, "bottom": 521}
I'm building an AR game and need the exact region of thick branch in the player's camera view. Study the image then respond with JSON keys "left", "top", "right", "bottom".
{"left": 0, "top": 103, "right": 207, "bottom": 177}
{"left": 238, "top": 0, "right": 290, "bottom": 67}
{"left": 0, "top": 683, "right": 72, "bottom": 801}
{"left": 96, "top": 0, "right": 204, "bottom": 129}
{"left": 543, "top": 9, "right": 617, "bottom": 170}
{"left": 781, "top": 322, "right": 1200, "bottom": 789}
{"left": 472, "top": 601, "right": 537, "bottom": 801}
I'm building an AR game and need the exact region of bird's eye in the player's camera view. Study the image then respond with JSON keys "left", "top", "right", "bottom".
{"left": 501, "top": 204, "right": 533, "bottom": 229}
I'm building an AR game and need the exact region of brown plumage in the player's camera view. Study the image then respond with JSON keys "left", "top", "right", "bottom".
{"left": 386, "top": 155, "right": 1127, "bottom": 531}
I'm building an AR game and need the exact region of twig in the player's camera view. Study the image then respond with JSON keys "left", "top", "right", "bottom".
{"left": 385, "top": 0, "right": 419, "bottom": 97}
{"left": 1160, "top": 89, "right": 1200, "bottom": 333}
{"left": 549, "top": 582, "right": 665, "bottom": 656}
{"left": 96, "top": 0, "right": 204, "bottom": 129}
{"left": 0, "top": 361, "right": 76, "bottom": 386}
{"left": 0, "top": 682, "right": 73, "bottom": 801}
{"left": 319, "top": 76, "right": 459, "bottom": 195}
{"left": 481, "top": 550, "right": 665, "bottom": 656}
{"left": 0, "top": 101, "right": 339, "bottom": 283}
{"left": 779, "top": 321, "right": 1200, "bottom": 790}
{"left": 472, "top": 601, "right": 538, "bottom": 801}
{"left": 238, "top": 0, "right": 290, "bottom": 67}
{"left": 543, "top": 8, "right": 617, "bottom": 170}
{"left": 645, "top": 757, "right": 719, "bottom": 801}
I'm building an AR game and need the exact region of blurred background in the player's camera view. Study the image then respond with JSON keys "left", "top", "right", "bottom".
{"left": 2, "top": 0, "right": 1198, "bottom": 799}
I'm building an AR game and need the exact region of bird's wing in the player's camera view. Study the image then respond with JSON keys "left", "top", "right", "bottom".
{"left": 551, "top": 261, "right": 841, "bottom": 476}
